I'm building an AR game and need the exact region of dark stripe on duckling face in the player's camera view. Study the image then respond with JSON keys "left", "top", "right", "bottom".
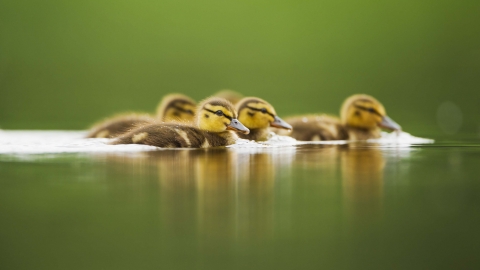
{"left": 164, "top": 99, "right": 196, "bottom": 114}
{"left": 169, "top": 103, "right": 195, "bottom": 115}
{"left": 353, "top": 104, "right": 383, "bottom": 117}
{"left": 205, "top": 99, "right": 237, "bottom": 117}
{"left": 246, "top": 106, "right": 276, "bottom": 118}
{"left": 204, "top": 108, "right": 233, "bottom": 121}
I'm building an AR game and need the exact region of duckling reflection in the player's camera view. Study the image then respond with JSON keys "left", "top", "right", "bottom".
{"left": 154, "top": 150, "right": 208, "bottom": 235}
{"left": 290, "top": 144, "right": 386, "bottom": 221}
{"left": 193, "top": 150, "right": 240, "bottom": 240}
{"left": 291, "top": 145, "right": 343, "bottom": 182}
{"left": 233, "top": 148, "right": 296, "bottom": 239}
{"left": 340, "top": 143, "right": 386, "bottom": 222}
{"left": 194, "top": 149, "right": 281, "bottom": 241}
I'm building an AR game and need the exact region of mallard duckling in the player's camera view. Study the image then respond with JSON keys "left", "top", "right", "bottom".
{"left": 213, "top": 89, "right": 244, "bottom": 104}
{"left": 86, "top": 94, "right": 196, "bottom": 138}
{"left": 111, "top": 97, "right": 250, "bottom": 148}
{"left": 284, "top": 94, "right": 401, "bottom": 141}
{"left": 155, "top": 94, "right": 197, "bottom": 123}
{"left": 235, "top": 97, "right": 292, "bottom": 141}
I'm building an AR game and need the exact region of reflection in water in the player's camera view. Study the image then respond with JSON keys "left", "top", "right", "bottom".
{"left": 101, "top": 144, "right": 413, "bottom": 243}
{"left": 195, "top": 148, "right": 297, "bottom": 241}
{"left": 341, "top": 144, "right": 386, "bottom": 223}
{"left": 292, "top": 144, "right": 415, "bottom": 224}
{"left": 6, "top": 142, "right": 480, "bottom": 269}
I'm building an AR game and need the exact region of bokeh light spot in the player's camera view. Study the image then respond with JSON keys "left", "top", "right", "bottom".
{"left": 437, "top": 101, "right": 462, "bottom": 135}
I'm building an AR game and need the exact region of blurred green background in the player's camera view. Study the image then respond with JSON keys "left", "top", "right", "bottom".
{"left": 1, "top": 0, "right": 479, "bottom": 136}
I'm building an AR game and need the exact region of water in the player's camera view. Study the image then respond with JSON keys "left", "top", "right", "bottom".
{"left": 1, "top": 131, "right": 480, "bottom": 269}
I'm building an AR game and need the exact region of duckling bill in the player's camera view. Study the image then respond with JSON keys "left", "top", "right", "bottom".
{"left": 284, "top": 94, "right": 401, "bottom": 141}
{"left": 111, "top": 97, "right": 249, "bottom": 148}
{"left": 236, "top": 97, "right": 292, "bottom": 141}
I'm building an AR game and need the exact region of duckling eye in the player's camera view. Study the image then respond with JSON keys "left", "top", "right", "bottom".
{"left": 186, "top": 110, "right": 194, "bottom": 114}
{"left": 261, "top": 108, "right": 267, "bottom": 114}
{"left": 367, "top": 108, "right": 376, "bottom": 113}
{"left": 215, "top": 110, "right": 224, "bottom": 116}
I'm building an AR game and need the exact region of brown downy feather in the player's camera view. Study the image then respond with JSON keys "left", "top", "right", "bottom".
{"left": 86, "top": 113, "right": 155, "bottom": 139}
{"left": 282, "top": 115, "right": 349, "bottom": 141}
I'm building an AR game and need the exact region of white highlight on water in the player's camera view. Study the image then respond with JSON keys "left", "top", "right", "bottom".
{"left": 0, "top": 130, "right": 159, "bottom": 154}
{"left": 0, "top": 130, "right": 433, "bottom": 155}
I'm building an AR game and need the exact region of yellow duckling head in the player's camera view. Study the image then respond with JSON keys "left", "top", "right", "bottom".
{"left": 156, "top": 94, "right": 197, "bottom": 122}
{"left": 197, "top": 97, "right": 250, "bottom": 134}
{"left": 340, "top": 94, "right": 401, "bottom": 131}
{"left": 236, "top": 97, "right": 292, "bottom": 130}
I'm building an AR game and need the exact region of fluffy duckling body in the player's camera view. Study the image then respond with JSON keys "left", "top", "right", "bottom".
{"left": 284, "top": 94, "right": 401, "bottom": 141}
{"left": 236, "top": 97, "right": 292, "bottom": 141}
{"left": 86, "top": 94, "right": 196, "bottom": 138}
{"left": 111, "top": 97, "right": 249, "bottom": 148}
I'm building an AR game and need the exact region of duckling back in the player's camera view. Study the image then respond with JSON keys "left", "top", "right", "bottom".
{"left": 86, "top": 113, "right": 155, "bottom": 139}
{"left": 283, "top": 115, "right": 348, "bottom": 141}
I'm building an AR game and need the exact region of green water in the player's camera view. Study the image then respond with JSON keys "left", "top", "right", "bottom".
{"left": 1, "top": 140, "right": 480, "bottom": 269}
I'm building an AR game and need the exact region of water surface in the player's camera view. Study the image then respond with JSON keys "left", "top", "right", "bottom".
{"left": 1, "top": 133, "right": 480, "bottom": 269}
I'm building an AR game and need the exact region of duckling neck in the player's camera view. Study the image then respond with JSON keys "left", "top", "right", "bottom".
{"left": 345, "top": 126, "right": 381, "bottom": 141}
{"left": 210, "top": 130, "right": 239, "bottom": 146}
{"left": 237, "top": 128, "right": 270, "bottom": 141}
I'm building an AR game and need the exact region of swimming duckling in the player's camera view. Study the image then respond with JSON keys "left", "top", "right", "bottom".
{"left": 111, "top": 97, "right": 249, "bottom": 148}
{"left": 235, "top": 97, "right": 292, "bottom": 141}
{"left": 155, "top": 94, "right": 197, "bottom": 123}
{"left": 86, "top": 94, "right": 196, "bottom": 138}
{"left": 284, "top": 94, "right": 401, "bottom": 141}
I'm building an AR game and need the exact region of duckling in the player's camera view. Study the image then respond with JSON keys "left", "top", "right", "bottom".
{"left": 213, "top": 89, "right": 244, "bottom": 104}
{"left": 235, "top": 97, "right": 292, "bottom": 141}
{"left": 86, "top": 94, "right": 196, "bottom": 138}
{"left": 155, "top": 94, "right": 197, "bottom": 123}
{"left": 111, "top": 97, "right": 250, "bottom": 148}
{"left": 283, "top": 94, "right": 401, "bottom": 141}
